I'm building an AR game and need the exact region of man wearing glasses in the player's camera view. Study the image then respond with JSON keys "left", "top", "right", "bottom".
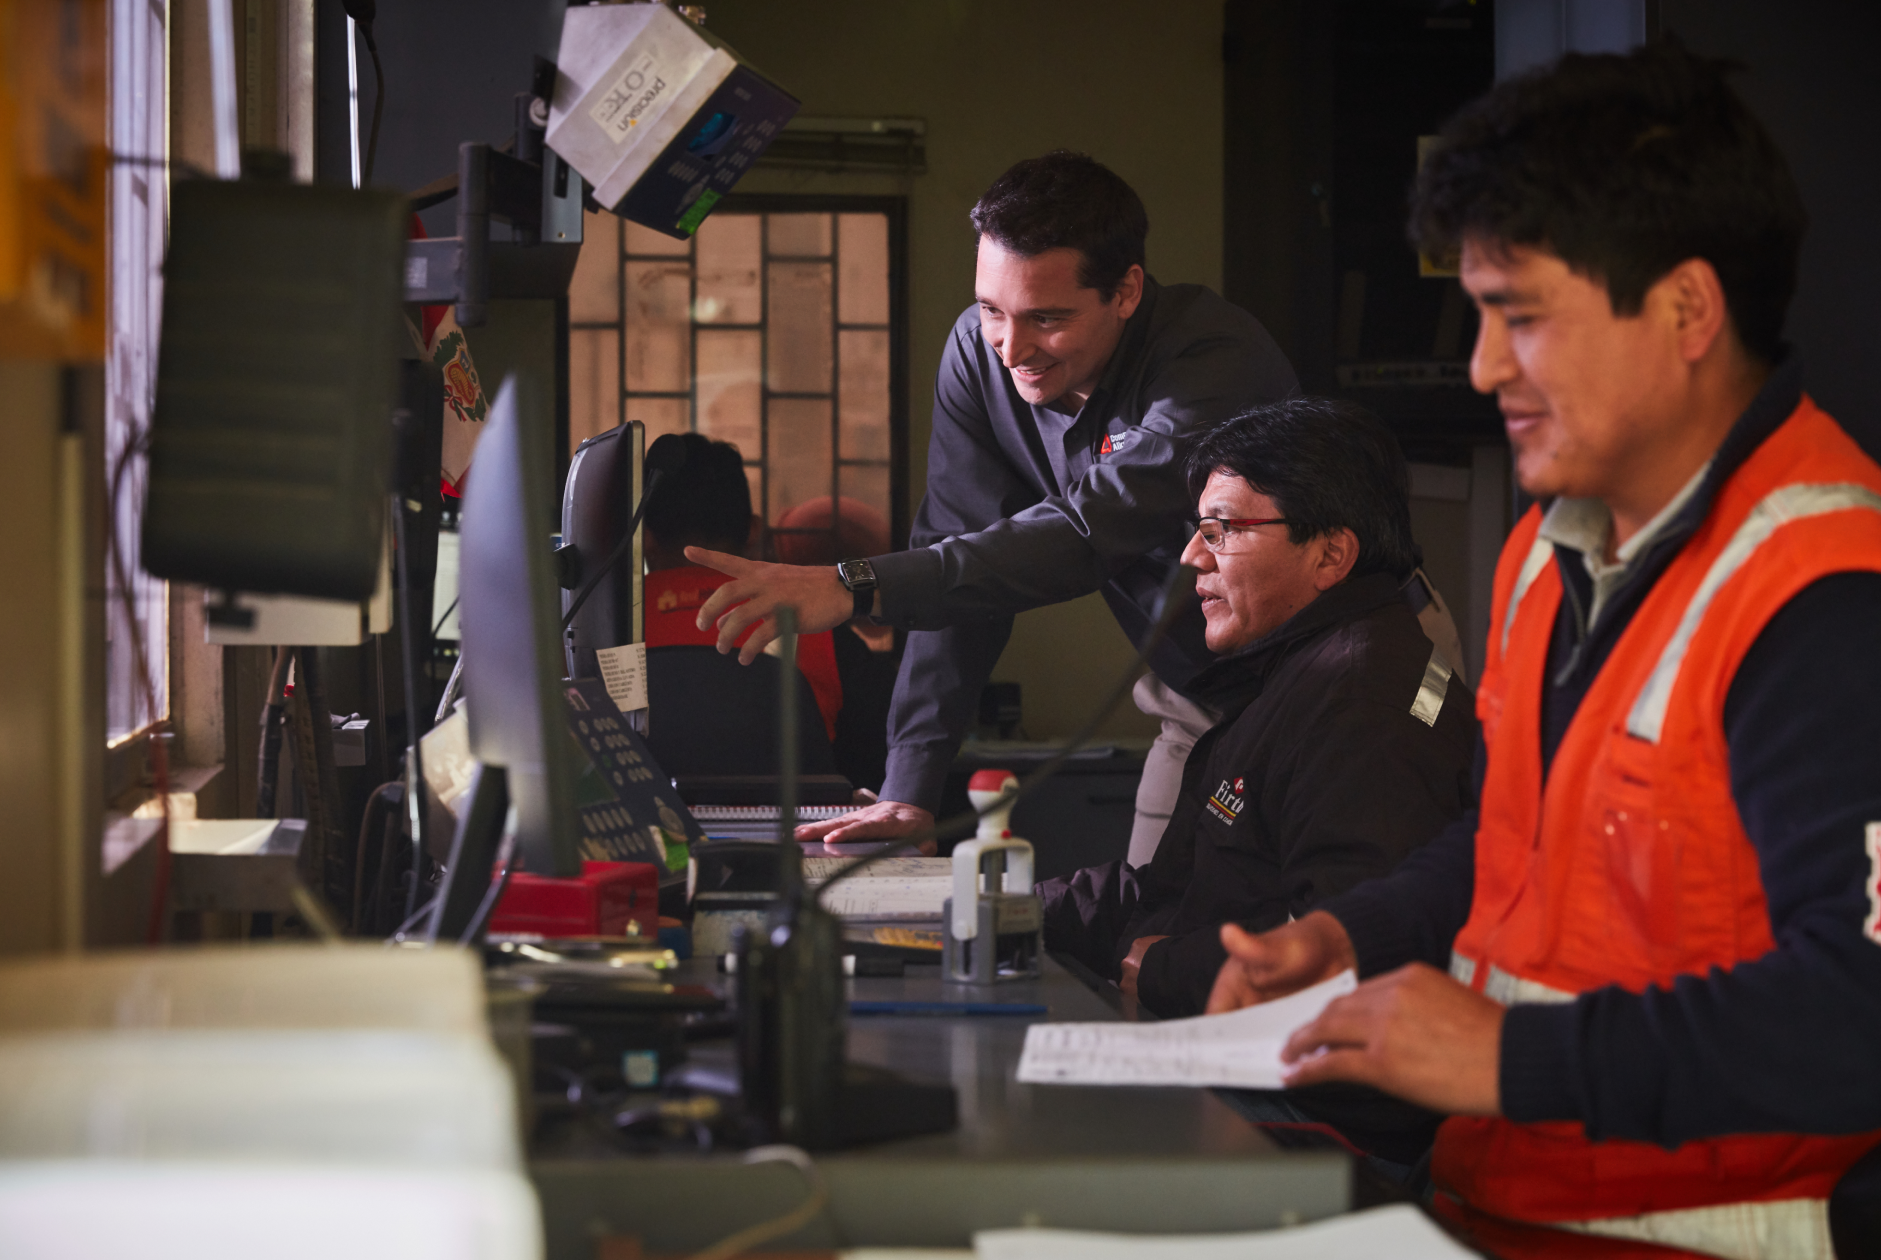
{"left": 1039, "top": 397, "right": 1476, "bottom": 1019}
{"left": 687, "top": 151, "right": 1462, "bottom": 861}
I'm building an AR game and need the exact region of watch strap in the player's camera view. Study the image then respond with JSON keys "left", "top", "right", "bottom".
{"left": 838, "top": 558, "right": 877, "bottom": 621}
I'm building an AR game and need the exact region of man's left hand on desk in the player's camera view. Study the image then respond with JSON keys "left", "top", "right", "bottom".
{"left": 798, "top": 796, "right": 937, "bottom": 852}
{"left": 687, "top": 547, "right": 858, "bottom": 664}
{"left": 1278, "top": 961, "right": 1504, "bottom": 1117}
{"left": 1118, "top": 935, "right": 1170, "bottom": 999}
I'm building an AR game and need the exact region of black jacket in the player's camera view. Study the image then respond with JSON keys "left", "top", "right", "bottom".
{"left": 1039, "top": 572, "right": 1478, "bottom": 1017}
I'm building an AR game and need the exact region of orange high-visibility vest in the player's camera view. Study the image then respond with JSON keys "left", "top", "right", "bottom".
{"left": 1438, "top": 399, "right": 1881, "bottom": 1260}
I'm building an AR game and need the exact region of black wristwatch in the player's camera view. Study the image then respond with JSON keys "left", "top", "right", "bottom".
{"left": 836, "top": 557, "right": 878, "bottom": 621}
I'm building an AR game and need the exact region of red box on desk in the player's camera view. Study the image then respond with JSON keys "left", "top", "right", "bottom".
{"left": 487, "top": 861, "right": 659, "bottom": 939}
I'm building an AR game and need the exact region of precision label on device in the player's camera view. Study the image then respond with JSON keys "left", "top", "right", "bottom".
{"left": 590, "top": 53, "right": 669, "bottom": 142}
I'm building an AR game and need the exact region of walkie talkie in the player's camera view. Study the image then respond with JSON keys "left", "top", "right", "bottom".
{"left": 732, "top": 606, "right": 846, "bottom": 1149}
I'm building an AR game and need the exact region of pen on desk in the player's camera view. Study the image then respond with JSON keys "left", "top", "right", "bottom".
{"left": 848, "top": 1000, "right": 1049, "bottom": 1017}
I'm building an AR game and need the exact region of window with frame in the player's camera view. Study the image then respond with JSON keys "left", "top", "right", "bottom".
{"left": 566, "top": 198, "right": 908, "bottom": 559}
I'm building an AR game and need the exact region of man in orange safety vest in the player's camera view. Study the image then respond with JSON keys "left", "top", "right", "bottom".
{"left": 1204, "top": 41, "right": 1881, "bottom": 1260}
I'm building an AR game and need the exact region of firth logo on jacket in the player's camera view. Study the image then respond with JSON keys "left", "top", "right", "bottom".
{"left": 1205, "top": 778, "right": 1245, "bottom": 825}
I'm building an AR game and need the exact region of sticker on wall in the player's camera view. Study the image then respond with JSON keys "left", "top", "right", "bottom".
{"left": 427, "top": 309, "right": 489, "bottom": 496}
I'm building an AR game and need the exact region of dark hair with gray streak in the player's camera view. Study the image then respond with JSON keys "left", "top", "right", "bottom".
{"left": 1185, "top": 398, "right": 1419, "bottom": 583}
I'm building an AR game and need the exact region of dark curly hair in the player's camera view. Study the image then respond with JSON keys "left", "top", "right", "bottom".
{"left": 1409, "top": 39, "right": 1805, "bottom": 362}
{"left": 1185, "top": 398, "right": 1419, "bottom": 583}
{"left": 970, "top": 151, "right": 1148, "bottom": 300}
{"left": 642, "top": 432, "right": 750, "bottom": 554}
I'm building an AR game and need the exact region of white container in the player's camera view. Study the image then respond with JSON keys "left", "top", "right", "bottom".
{"left": 0, "top": 944, "right": 487, "bottom": 1036}
{"left": 0, "top": 1162, "right": 542, "bottom": 1260}
{"left": 0, "top": 1029, "right": 520, "bottom": 1168}
{"left": 0, "top": 946, "right": 539, "bottom": 1260}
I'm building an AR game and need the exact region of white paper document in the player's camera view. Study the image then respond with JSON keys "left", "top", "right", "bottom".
{"left": 1014, "top": 970, "right": 1358, "bottom": 1089}
{"left": 818, "top": 876, "right": 954, "bottom": 920}
{"left": 594, "top": 642, "right": 649, "bottom": 715}
{"left": 803, "top": 856, "right": 952, "bottom": 881}
{"left": 974, "top": 1205, "right": 1474, "bottom": 1260}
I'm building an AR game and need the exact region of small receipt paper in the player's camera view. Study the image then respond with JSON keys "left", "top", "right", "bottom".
{"left": 1016, "top": 970, "right": 1357, "bottom": 1089}
{"left": 595, "top": 642, "right": 649, "bottom": 715}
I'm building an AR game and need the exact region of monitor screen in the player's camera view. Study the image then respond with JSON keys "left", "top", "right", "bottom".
{"left": 560, "top": 420, "right": 644, "bottom": 681}
{"left": 456, "top": 371, "right": 583, "bottom": 878}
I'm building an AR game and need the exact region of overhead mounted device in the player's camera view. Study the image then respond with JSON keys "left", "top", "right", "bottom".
{"left": 546, "top": 3, "right": 800, "bottom": 240}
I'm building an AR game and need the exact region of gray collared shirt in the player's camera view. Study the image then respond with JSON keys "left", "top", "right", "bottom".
{"left": 1537, "top": 461, "right": 1713, "bottom": 631}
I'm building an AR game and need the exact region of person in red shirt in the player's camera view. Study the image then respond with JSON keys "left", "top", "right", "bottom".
{"left": 641, "top": 434, "right": 843, "bottom": 742}
{"left": 775, "top": 496, "right": 904, "bottom": 793}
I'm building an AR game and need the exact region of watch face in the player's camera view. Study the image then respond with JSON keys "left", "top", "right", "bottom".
{"left": 840, "top": 558, "right": 875, "bottom": 589}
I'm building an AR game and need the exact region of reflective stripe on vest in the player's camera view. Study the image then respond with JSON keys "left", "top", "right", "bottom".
{"left": 1627, "top": 482, "right": 1881, "bottom": 743}
{"left": 1411, "top": 646, "right": 1453, "bottom": 727}
{"left": 1448, "top": 950, "right": 1475, "bottom": 987}
{"left": 1561, "top": 1197, "right": 1833, "bottom": 1260}
{"left": 1450, "top": 951, "right": 1574, "bottom": 1006}
{"left": 1499, "top": 535, "right": 1555, "bottom": 658}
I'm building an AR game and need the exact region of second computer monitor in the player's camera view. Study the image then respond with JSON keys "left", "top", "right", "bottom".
{"left": 457, "top": 371, "right": 583, "bottom": 879}
{"left": 561, "top": 421, "right": 644, "bottom": 680}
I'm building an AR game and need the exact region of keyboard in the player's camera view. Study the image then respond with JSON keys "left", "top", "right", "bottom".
{"left": 690, "top": 804, "right": 858, "bottom": 823}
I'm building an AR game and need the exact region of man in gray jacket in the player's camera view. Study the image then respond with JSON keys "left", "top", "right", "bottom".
{"left": 689, "top": 152, "right": 1460, "bottom": 851}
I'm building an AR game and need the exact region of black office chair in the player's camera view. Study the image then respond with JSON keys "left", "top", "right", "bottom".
{"left": 643, "top": 645, "right": 839, "bottom": 778}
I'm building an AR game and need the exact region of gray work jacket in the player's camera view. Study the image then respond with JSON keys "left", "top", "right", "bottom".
{"left": 871, "top": 277, "right": 1297, "bottom": 811}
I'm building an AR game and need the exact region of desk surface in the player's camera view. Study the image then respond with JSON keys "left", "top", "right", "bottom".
{"left": 530, "top": 956, "right": 1349, "bottom": 1257}
{"left": 835, "top": 957, "right": 1279, "bottom": 1160}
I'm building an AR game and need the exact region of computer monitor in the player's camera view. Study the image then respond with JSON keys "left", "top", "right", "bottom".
{"left": 454, "top": 371, "right": 583, "bottom": 881}
{"left": 560, "top": 420, "right": 644, "bottom": 681}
